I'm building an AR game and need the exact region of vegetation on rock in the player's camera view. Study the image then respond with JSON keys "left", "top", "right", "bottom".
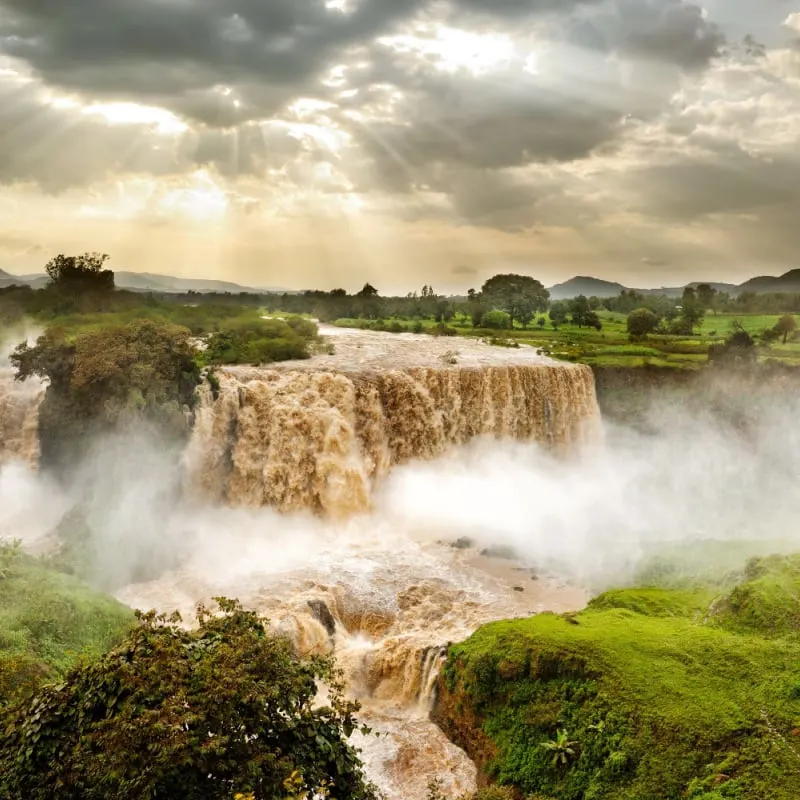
{"left": 435, "top": 554, "right": 800, "bottom": 800}
{"left": 11, "top": 318, "right": 201, "bottom": 470}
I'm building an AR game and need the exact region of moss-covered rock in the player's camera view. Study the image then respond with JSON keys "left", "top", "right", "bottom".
{"left": 433, "top": 555, "right": 800, "bottom": 800}
{"left": 0, "top": 543, "right": 134, "bottom": 702}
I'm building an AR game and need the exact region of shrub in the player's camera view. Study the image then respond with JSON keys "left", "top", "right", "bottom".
{"left": 203, "top": 317, "right": 318, "bottom": 365}
{"left": 480, "top": 310, "right": 512, "bottom": 330}
{"left": 0, "top": 600, "right": 377, "bottom": 800}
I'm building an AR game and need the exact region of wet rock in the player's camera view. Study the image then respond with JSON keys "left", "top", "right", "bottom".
{"left": 307, "top": 599, "right": 337, "bottom": 637}
{"left": 450, "top": 537, "right": 475, "bottom": 550}
{"left": 480, "top": 545, "right": 517, "bottom": 560}
{"left": 512, "top": 586, "right": 525, "bottom": 593}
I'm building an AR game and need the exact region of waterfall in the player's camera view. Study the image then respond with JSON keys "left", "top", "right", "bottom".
{"left": 186, "top": 360, "right": 600, "bottom": 515}
{"left": 0, "top": 358, "right": 43, "bottom": 468}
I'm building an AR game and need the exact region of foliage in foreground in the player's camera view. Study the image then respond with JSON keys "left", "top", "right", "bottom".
{"left": 437, "top": 554, "right": 800, "bottom": 800}
{"left": 0, "top": 543, "right": 133, "bottom": 704}
{"left": 0, "top": 598, "right": 377, "bottom": 800}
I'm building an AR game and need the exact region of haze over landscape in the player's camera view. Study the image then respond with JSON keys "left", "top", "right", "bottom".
{"left": 0, "top": 1, "right": 799, "bottom": 291}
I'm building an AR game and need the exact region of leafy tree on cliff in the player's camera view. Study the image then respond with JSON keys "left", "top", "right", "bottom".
{"left": 627, "top": 307, "right": 659, "bottom": 339}
{"left": 0, "top": 599, "right": 377, "bottom": 800}
{"left": 11, "top": 319, "right": 200, "bottom": 470}
{"left": 481, "top": 274, "right": 549, "bottom": 328}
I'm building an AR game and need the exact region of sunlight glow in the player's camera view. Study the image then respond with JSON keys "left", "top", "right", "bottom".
{"left": 785, "top": 13, "right": 800, "bottom": 33}
{"left": 380, "top": 26, "right": 515, "bottom": 75}
{"left": 158, "top": 171, "right": 229, "bottom": 222}
{"left": 325, "top": 0, "right": 353, "bottom": 11}
{"left": 81, "top": 102, "right": 188, "bottom": 135}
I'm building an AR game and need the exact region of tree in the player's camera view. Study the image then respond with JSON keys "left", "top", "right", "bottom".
{"left": 549, "top": 301, "right": 568, "bottom": 329}
{"left": 774, "top": 314, "right": 798, "bottom": 344}
{"left": 627, "top": 307, "right": 659, "bottom": 338}
{"left": 696, "top": 283, "right": 717, "bottom": 312}
{"left": 11, "top": 319, "right": 200, "bottom": 470}
{"left": 357, "top": 283, "right": 378, "bottom": 298}
{"left": 44, "top": 252, "right": 114, "bottom": 296}
{"left": 679, "top": 287, "right": 705, "bottom": 333}
{"left": 481, "top": 274, "right": 549, "bottom": 328}
{"left": 569, "top": 294, "right": 591, "bottom": 328}
{"left": 0, "top": 599, "right": 377, "bottom": 800}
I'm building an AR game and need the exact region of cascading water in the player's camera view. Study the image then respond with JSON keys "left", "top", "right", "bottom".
{"left": 126, "top": 326, "right": 599, "bottom": 798}
{"left": 5, "top": 323, "right": 600, "bottom": 798}
{"left": 184, "top": 326, "right": 600, "bottom": 515}
{"left": 0, "top": 336, "right": 43, "bottom": 468}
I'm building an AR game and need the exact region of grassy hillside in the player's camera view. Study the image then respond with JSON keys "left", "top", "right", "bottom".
{"left": 0, "top": 543, "right": 133, "bottom": 702}
{"left": 434, "top": 555, "right": 800, "bottom": 800}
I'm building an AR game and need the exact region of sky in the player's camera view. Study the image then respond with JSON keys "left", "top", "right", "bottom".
{"left": 0, "top": 0, "right": 799, "bottom": 293}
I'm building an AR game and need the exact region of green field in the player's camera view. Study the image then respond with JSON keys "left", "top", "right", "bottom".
{"left": 334, "top": 310, "right": 800, "bottom": 370}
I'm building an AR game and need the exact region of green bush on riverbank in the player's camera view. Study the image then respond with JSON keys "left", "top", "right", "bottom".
{"left": 436, "top": 554, "right": 800, "bottom": 800}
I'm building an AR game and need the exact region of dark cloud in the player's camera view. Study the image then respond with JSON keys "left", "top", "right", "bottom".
{"left": 625, "top": 144, "right": 800, "bottom": 222}
{"left": 0, "top": 75, "right": 187, "bottom": 191}
{"left": 0, "top": 0, "right": 426, "bottom": 124}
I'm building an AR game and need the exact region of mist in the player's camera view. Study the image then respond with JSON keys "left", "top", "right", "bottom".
{"left": 2, "top": 383, "right": 800, "bottom": 596}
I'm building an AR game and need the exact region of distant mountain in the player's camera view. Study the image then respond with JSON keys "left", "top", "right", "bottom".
{"left": 548, "top": 276, "right": 627, "bottom": 300}
{"left": 113, "top": 271, "right": 264, "bottom": 294}
{"left": 0, "top": 269, "right": 288, "bottom": 294}
{"left": 737, "top": 269, "right": 800, "bottom": 294}
{"left": 638, "top": 281, "right": 740, "bottom": 298}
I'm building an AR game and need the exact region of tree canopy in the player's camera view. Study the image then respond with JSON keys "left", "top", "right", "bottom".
{"left": 774, "top": 313, "right": 798, "bottom": 344}
{"left": 44, "top": 253, "right": 115, "bottom": 296}
{"left": 11, "top": 318, "right": 200, "bottom": 469}
{"left": 481, "top": 274, "right": 550, "bottom": 328}
{"left": 627, "top": 307, "right": 659, "bottom": 338}
{"left": 0, "top": 599, "right": 377, "bottom": 800}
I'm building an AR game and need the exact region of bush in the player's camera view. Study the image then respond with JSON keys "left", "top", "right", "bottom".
{"left": 203, "top": 317, "right": 318, "bottom": 365}
{"left": 430, "top": 323, "right": 458, "bottom": 336}
{"left": 480, "top": 310, "right": 512, "bottom": 330}
{"left": 0, "top": 599, "right": 377, "bottom": 800}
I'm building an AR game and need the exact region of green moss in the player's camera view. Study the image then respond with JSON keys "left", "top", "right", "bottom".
{"left": 712, "top": 555, "right": 800, "bottom": 636}
{"left": 588, "top": 586, "right": 714, "bottom": 618}
{"left": 441, "top": 555, "right": 800, "bottom": 800}
{"left": 0, "top": 544, "right": 134, "bottom": 702}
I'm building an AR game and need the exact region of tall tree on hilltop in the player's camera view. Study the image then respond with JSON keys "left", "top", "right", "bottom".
{"left": 481, "top": 274, "right": 549, "bottom": 329}
{"left": 45, "top": 252, "right": 115, "bottom": 295}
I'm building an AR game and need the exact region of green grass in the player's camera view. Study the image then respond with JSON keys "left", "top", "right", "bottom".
{"left": 330, "top": 309, "right": 800, "bottom": 371}
{"left": 0, "top": 544, "right": 134, "bottom": 702}
{"left": 439, "top": 554, "right": 800, "bottom": 800}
